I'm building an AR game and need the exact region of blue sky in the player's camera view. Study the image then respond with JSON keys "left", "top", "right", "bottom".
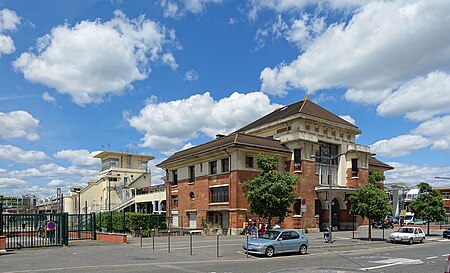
{"left": 0, "top": 0, "right": 449, "bottom": 197}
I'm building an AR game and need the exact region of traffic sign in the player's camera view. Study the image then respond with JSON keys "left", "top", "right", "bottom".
{"left": 301, "top": 198, "right": 306, "bottom": 206}
{"left": 401, "top": 210, "right": 406, "bottom": 217}
{"left": 47, "top": 221, "right": 56, "bottom": 230}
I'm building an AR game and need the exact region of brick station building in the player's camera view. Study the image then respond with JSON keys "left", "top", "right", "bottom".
{"left": 157, "top": 97, "right": 393, "bottom": 235}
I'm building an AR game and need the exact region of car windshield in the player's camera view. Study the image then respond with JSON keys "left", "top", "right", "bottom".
{"left": 397, "top": 228, "right": 414, "bottom": 233}
{"left": 260, "top": 230, "right": 281, "bottom": 240}
{"left": 404, "top": 216, "right": 413, "bottom": 221}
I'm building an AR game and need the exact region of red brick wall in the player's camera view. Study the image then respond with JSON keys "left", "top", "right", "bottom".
{"left": 96, "top": 233, "right": 127, "bottom": 244}
{"left": 346, "top": 168, "right": 369, "bottom": 188}
{"left": 167, "top": 159, "right": 370, "bottom": 231}
{"left": 0, "top": 236, "right": 6, "bottom": 252}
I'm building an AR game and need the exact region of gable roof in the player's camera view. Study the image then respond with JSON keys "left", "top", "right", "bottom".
{"left": 369, "top": 157, "right": 394, "bottom": 170}
{"left": 157, "top": 133, "right": 291, "bottom": 167}
{"left": 237, "top": 98, "right": 359, "bottom": 133}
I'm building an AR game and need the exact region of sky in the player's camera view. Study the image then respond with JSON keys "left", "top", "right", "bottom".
{"left": 0, "top": 0, "right": 449, "bottom": 198}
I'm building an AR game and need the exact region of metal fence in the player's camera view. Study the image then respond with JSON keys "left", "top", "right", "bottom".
{"left": 0, "top": 213, "right": 68, "bottom": 249}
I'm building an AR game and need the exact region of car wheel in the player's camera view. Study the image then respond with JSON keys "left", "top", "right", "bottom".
{"left": 299, "top": 244, "right": 307, "bottom": 255}
{"left": 265, "top": 246, "right": 275, "bottom": 257}
{"left": 409, "top": 238, "right": 413, "bottom": 245}
{"left": 420, "top": 237, "right": 425, "bottom": 243}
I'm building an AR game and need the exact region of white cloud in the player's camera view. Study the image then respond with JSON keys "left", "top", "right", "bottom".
{"left": 385, "top": 161, "right": 450, "bottom": 186}
{"left": 338, "top": 115, "right": 355, "bottom": 126}
{"left": 0, "top": 178, "right": 27, "bottom": 189}
{"left": 184, "top": 69, "right": 199, "bottom": 81}
{"left": 0, "top": 145, "right": 48, "bottom": 164}
{"left": 377, "top": 71, "right": 450, "bottom": 121}
{"left": 228, "top": 18, "right": 238, "bottom": 25}
{"left": 248, "top": 0, "right": 370, "bottom": 21}
{"left": 413, "top": 115, "right": 450, "bottom": 151}
{"left": 0, "top": 111, "right": 39, "bottom": 141}
{"left": 53, "top": 149, "right": 101, "bottom": 168}
{"left": 162, "top": 52, "right": 178, "bottom": 69}
{"left": 128, "top": 91, "right": 281, "bottom": 152}
{"left": 259, "top": 0, "right": 450, "bottom": 97}
{"left": 9, "top": 163, "right": 98, "bottom": 180}
{"left": 161, "top": 0, "right": 222, "bottom": 19}
{"left": 345, "top": 88, "right": 392, "bottom": 105}
{"left": 42, "top": 92, "right": 56, "bottom": 104}
{"left": 370, "top": 135, "right": 430, "bottom": 157}
{"left": 0, "top": 8, "right": 21, "bottom": 55}
{"left": 13, "top": 10, "right": 176, "bottom": 106}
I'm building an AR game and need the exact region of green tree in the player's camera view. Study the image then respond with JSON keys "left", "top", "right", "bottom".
{"left": 368, "top": 172, "right": 385, "bottom": 184}
{"left": 243, "top": 154, "right": 297, "bottom": 228}
{"left": 409, "top": 182, "right": 446, "bottom": 235}
{"left": 349, "top": 184, "right": 392, "bottom": 240}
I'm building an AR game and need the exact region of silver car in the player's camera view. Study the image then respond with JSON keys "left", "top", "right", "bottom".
{"left": 389, "top": 227, "right": 425, "bottom": 244}
{"left": 242, "top": 229, "right": 309, "bottom": 257}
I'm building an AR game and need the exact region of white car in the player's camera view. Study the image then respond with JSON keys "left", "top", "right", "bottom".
{"left": 389, "top": 227, "right": 425, "bottom": 244}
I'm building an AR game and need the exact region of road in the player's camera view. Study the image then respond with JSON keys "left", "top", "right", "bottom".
{"left": 0, "top": 229, "right": 449, "bottom": 273}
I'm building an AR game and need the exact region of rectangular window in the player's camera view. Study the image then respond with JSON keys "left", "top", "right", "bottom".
{"left": 189, "top": 166, "right": 195, "bottom": 182}
{"left": 209, "top": 161, "right": 217, "bottom": 175}
{"left": 245, "top": 156, "right": 254, "bottom": 168}
{"left": 351, "top": 158, "right": 358, "bottom": 177}
{"left": 442, "top": 192, "right": 450, "bottom": 200}
{"left": 102, "top": 158, "right": 119, "bottom": 171}
{"left": 172, "top": 170, "right": 178, "bottom": 185}
{"left": 221, "top": 158, "right": 229, "bottom": 173}
{"left": 200, "top": 162, "right": 203, "bottom": 172}
{"left": 172, "top": 195, "right": 178, "bottom": 208}
{"left": 294, "top": 149, "right": 301, "bottom": 171}
{"left": 210, "top": 186, "right": 229, "bottom": 203}
{"left": 293, "top": 199, "right": 301, "bottom": 215}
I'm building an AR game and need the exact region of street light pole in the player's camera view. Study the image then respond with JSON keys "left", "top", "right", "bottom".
{"left": 108, "top": 178, "right": 112, "bottom": 232}
{"left": 313, "top": 150, "right": 353, "bottom": 244}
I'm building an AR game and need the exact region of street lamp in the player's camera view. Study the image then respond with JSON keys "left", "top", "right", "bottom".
{"left": 312, "top": 150, "right": 353, "bottom": 244}
{"left": 70, "top": 187, "right": 81, "bottom": 238}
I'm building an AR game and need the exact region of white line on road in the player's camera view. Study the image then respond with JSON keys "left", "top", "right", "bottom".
{"left": 361, "top": 262, "right": 403, "bottom": 270}
{"left": 426, "top": 256, "right": 438, "bottom": 259}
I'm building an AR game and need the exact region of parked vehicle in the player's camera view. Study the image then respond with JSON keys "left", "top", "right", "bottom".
{"left": 242, "top": 229, "right": 309, "bottom": 257}
{"left": 411, "top": 219, "right": 426, "bottom": 225}
{"left": 443, "top": 227, "right": 450, "bottom": 238}
{"left": 387, "top": 215, "right": 399, "bottom": 225}
{"left": 403, "top": 214, "right": 414, "bottom": 225}
{"left": 389, "top": 227, "right": 425, "bottom": 244}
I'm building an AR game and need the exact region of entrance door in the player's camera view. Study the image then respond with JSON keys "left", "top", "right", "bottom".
{"left": 189, "top": 212, "right": 197, "bottom": 228}
{"left": 331, "top": 198, "right": 340, "bottom": 230}
{"left": 221, "top": 212, "right": 229, "bottom": 233}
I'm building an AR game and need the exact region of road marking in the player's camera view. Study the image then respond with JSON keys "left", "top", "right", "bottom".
{"left": 361, "top": 258, "right": 423, "bottom": 270}
{"left": 443, "top": 254, "right": 450, "bottom": 257}
{"left": 426, "top": 256, "right": 438, "bottom": 259}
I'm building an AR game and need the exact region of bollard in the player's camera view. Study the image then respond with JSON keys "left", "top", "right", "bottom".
{"left": 216, "top": 232, "right": 219, "bottom": 258}
{"left": 152, "top": 229, "right": 155, "bottom": 250}
{"left": 190, "top": 231, "right": 193, "bottom": 255}
{"left": 140, "top": 227, "right": 143, "bottom": 247}
{"left": 382, "top": 227, "right": 385, "bottom": 241}
{"left": 168, "top": 230, "right": 171, "bottom": 253}
{"left": 246, "top": 234, "right": 249, "bottom": 258}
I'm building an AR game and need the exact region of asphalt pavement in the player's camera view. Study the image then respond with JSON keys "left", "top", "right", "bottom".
{"left": 0, "top": 227, "right": 448, "bottom": 273}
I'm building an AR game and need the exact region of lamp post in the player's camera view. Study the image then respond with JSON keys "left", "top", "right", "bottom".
{"left": 108, "top": 178, "right": 112, "bottom": 232}
{"left": 312, "top": 150, "right": 353, "bottom": 244}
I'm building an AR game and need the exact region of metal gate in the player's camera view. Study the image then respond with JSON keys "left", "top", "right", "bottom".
{"left": 67, "top": 213, "right": 95, "bottom": 240}
{"left": 0, "top": 213, "right": 68, "bottom": 249}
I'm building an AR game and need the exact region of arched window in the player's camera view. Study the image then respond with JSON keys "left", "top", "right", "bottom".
{"left": 189, "top": 192, "right": 195, "bottom": 201}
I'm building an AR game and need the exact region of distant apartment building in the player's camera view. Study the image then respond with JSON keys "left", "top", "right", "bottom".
{"left": 0, "top": 195, "right": 37, "bottom": 214}
{"left": 158, "top": 97, "right": 393, "bottom": 235}
{"left": 64, "top": 151, "right": 157, "bottom": 214}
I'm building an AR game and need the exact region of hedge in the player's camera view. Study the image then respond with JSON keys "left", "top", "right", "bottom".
{"left": 96, "top": 212, "right": 166, "bottom": 233}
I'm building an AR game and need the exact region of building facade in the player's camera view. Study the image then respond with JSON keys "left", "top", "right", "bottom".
{"left": 158, "top": 97, "right": 393, "bottom": 234}
{"left": 64, "top": 151, "right": 155, "bottom": 214}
